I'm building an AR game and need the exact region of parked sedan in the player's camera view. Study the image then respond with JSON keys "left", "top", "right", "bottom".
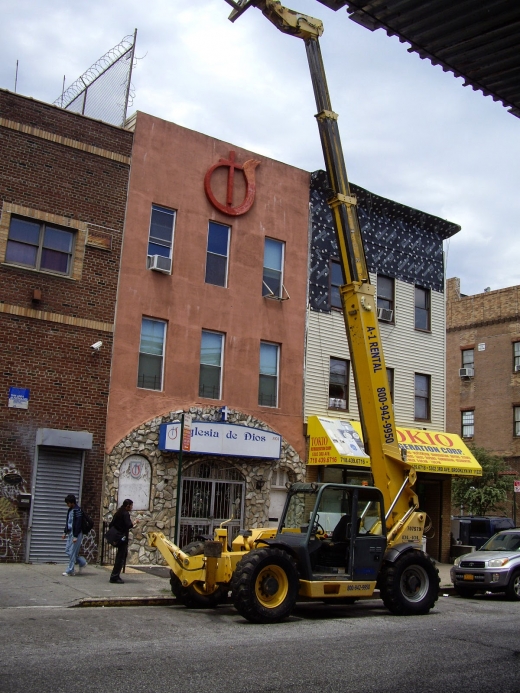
{"left": 451, "top": 529, "right": 520, "bottom": 600}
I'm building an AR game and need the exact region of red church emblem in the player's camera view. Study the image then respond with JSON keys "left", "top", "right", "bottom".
{"left": 204, "top": 150, "right": 260, "bottom": 216}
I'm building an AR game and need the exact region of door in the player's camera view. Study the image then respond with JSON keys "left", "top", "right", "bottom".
{"left": 179, "top": 460, "right": 245, "bottom": 547}
{"left": 28, "top": 447, "right": 83, "bottom": 563}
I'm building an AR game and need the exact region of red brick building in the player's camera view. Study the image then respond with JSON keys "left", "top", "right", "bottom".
{"left": 0, "top": 90, "right": 132, "bottom": 562}
{"left": 446, "top": 277, "right": 520, "bottom": 510}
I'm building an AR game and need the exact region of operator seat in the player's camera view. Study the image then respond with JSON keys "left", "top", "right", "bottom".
{"left": 331, "top": 514, "right": 351, "bottom": 543}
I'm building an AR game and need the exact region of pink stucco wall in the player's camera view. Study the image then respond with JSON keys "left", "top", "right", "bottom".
{"left": 106, "top": 112, "right": 310, "bottom": 457}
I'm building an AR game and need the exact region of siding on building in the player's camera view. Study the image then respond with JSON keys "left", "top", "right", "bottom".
{"left": 305, "top": 273, "right": 446, "bottom": 430}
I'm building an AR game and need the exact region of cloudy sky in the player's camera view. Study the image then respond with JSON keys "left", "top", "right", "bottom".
{"left": 1, "top": 0, "right": 519, "bottom": 296}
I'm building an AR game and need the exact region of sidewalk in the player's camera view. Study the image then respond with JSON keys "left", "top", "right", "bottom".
{"left": 0, "top": 561, "right": 454, "bottom": 609}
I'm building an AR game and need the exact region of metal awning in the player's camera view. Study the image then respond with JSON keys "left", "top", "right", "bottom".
{"left": 317, "top": 0, "right": 520, "bottom": 118}
{"left": 307, "top": 416, "right": 482, "bottom": 476}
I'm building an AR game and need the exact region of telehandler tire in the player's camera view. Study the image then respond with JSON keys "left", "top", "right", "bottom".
{"left": 379, "top": 550, "right": 439, "bottom": 616}
{"left": 169, "top": 541, "right": 226, "bottom": 609}
{"left": 231, "top": 547, "right": 299, "bottom": 623}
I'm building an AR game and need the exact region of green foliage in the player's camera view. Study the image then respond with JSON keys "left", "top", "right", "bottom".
{"left": 452, "top": 447, "right": 514, "bottom": 516}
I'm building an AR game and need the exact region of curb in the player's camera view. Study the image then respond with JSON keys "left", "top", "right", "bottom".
{"left": 72, "top": 595, "right": 178, "bottom": 608}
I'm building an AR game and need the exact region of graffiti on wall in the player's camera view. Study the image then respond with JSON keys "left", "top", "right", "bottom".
{"left": 0, "top": 465, "right": 27, "bottom": 561}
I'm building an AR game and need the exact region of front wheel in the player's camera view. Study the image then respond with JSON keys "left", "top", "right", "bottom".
{"left": 379, "top": 550, "right": 439, "bottom": 615}
{"left": 169, "top": 541, "right": 226, "bottom": 608}
{"left": 505, "top": 570, "right": 520, "bottom": 601}
{"left": 231, "top": 547, "right": 299, "bottom": 623}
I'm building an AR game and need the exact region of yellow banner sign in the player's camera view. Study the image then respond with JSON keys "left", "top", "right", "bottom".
{"left": 307, "top": 416, "right": 481, "bottom": 476}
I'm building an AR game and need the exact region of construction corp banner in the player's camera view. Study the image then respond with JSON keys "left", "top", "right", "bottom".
{"left": 307, "top": 416, "right": 482, "bottom": 476}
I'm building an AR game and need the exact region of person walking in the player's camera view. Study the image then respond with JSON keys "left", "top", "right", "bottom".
{"left": 62, "top": 494, "right": 87, "bottom": 576}
{"left": 109, "top": 498, "right": 138, "bottom": 584}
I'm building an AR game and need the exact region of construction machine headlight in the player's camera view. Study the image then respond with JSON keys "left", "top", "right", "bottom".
{"left": 488, "top": 558, "right": 509, "bottom": 567}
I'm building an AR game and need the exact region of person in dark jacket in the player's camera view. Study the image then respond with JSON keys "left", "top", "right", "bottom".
{"left": 109, "top": 498, "right": 138, "bottom": 584}
{"left": 62, "top": 494, "right": 87, "bottom": 576}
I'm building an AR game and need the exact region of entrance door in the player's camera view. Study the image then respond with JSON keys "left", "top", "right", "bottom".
{"left": 180, "top": 461, "right": 244, "bottom": 547}
{"left": 28, "top": 447, "right": 83, "bottom": 563}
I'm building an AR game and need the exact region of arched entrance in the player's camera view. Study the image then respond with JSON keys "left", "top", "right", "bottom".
{"left": 179, "top": 459, "right": 245, "bottom": 546}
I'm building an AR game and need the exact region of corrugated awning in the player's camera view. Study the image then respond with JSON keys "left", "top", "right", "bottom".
{"left": 307, "top": 416, "right": 482, "bottom": 476}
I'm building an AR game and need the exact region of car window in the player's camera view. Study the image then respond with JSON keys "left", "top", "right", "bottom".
{"left": 480, "top": 532, "right": 520, "bottom": 551}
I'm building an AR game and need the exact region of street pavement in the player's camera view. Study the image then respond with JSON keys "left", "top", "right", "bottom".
{"left": 0, "top": 561, "right": 455, "bottom": 608}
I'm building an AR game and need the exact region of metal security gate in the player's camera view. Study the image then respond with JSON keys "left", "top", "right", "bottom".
{"left": 179, "top": 461, "right": 244, "bottom": 547}
{"left": 28, "top": 447, "right": 83, "bottom": 563}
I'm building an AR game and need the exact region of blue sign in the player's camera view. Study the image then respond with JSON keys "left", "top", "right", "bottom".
{"left": 8, "top": 388, "right": 30, "bottom": 410}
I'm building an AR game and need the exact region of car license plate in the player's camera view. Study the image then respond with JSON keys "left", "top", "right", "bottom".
{"left": 463, "top": 574, "right": 474, "bottom": 581}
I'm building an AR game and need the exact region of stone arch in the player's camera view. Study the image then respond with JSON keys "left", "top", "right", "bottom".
{"left": 104, "top": 405, "right": 305, "bottom": 565}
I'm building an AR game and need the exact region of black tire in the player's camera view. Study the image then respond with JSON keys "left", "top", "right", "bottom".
{"left": 379, "top": 550, "right": 439, "bottom": 616}
{"left": 454, "top": 586, "right": 478, "bottom": 599}
{"left": 505, "top": 570, "right": 520, "bottom": 601}
{"left": 231, "top": 547, "right": 299, "bottom": 623}
{"left": 169, "top": 541, "right": 226, "bottom": 608}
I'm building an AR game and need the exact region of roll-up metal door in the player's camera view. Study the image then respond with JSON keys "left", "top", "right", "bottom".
{"left": 29, "top": 447, "right": 84, "bottom": 563}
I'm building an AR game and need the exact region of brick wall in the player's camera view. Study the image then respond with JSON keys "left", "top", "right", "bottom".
{"left": 0, "top": 90, "right": 132, "bottom": 561}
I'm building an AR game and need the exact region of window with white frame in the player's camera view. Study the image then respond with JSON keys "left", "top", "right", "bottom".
{"left": 515, "top": 407, "right": 520, "bottom": 437}
{"left": 514, "top": 343, "right": 520, "bottom": 372}
{"left": 262, "top": 238, "right": 284, "bottom": 298}
{"left": 462, "top": 410, "right": 474, "bottom": 438}
{"left": 205, "top": 221, "right": 230, "bottom": 287}
{"left": 5, "top": 216, "right": 75, "bottom": 276}
{"left": 462, "top": 348, "right": 474, "bottom": 370}
{"left": 414, "top": 373, "right": 430, "bottom": 421}
{"left": 329, "top": 358, "right": 349, "bottom": 410}
{"left": 377, "top": 275, "right": 394, "bottom": 321}
{"left": 259, "top": 342, "right": 279, "bottom": 407}
{"left": 137, "top": 318, "right": 166, "bottom": 390}
{"left": 330, "top": 259, "right": 344, "bottom": 310}
{"left": 147, "top": 205, "right": 176, "bottom": 258}
{"left": 415, "top": 285, "right": 431, "bottom": 331}
{"left": 199, "top": 331, "right": 224, "bottom": 399}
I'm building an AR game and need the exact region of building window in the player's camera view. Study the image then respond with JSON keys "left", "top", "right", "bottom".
{"left": 137, "top": 318, "right": 166, "bottom": 390}
{"left": 330, "top": 259, "right": 344, "bottom": 309}
{"left": 414, "top": 373, "right": 430, "bottom": 421}
{"left": 514, "top": 343, "right": 520, "bottom": 372}
{"left": 386, "top": 367, "right": 394, "bottom": 403}
{"left": 329, "top": 358, "right": 349, "bottom": 410}
{"left": 415, "top": 286, "right": 430, "bottom": 331}
{"left": 262, "top": 238, "right": 284, "bottom": 298}
{"left": 147, "top": 205, "right": 175, "bottom": 258}
{"left": 205, "top": 221, "right": 230, "bottom": 287}
{"left": 199, "top": 331, "right": 224, "bottom": 399}
{"left": 259, "top": 342, "right": 279, "bottom": 407}
{"left": 377, "top": 275, "right": 394, "bottom": 322}
{"left": 5, "top": 216, "right": 74, "bottom": 275}
{"left": 461, "top": 348, "right": 474, "bottom": 369}
{"left": 462, "top": 410, "right": 474, "bottom": 438}
{"left": 515, "top": 407, "right": 520, "bottom": 437}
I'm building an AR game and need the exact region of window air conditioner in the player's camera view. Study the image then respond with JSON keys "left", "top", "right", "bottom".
{"left": 459, "top": 367, "right": 474, "bottom": 377}
{"left": 147, "top": 254, "right": 172, "bottom": 274}
{"left": 515, "top": 365, "right": 520, "bottom": 373}
{"left": 377, "top": 307, "right": 394, "bottom": 322}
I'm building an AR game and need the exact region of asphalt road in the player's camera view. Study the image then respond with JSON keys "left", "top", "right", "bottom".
{"left": 1, "top": 596, "right": 519, "bottom": 693}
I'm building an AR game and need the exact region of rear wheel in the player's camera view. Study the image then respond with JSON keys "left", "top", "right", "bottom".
{"left": 169, "top": 541, "right": 226, "bottom": 608}
{"left": 231, "top": 547, "right": 299, "bottom": 623}
{"left": 380, "top": 550, "right": 439, "bottom": 615}
{"left": 505, "top": 570, "right": 520, "bottom": 601}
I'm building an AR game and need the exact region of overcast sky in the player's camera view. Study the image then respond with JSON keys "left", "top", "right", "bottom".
{"left": 1, "top": 0, "right": 519, "bottom": 296}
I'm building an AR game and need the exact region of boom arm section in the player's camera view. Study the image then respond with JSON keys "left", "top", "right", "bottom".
{"left": 228, "top": 0, "right": 421, "bottom": 536}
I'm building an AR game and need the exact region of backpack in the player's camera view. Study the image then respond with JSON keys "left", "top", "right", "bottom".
{"left": 81, "top": 509, "right": 95, "bottom": 535}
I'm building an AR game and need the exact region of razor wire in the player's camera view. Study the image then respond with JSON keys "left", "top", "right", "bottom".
{"left": 53, "top": 32, "right": 137, "bottom": 127}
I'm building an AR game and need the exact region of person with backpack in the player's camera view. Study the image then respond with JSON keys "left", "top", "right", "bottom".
{"left": 61, "top": 494, "right": 88, "bottom": 576}
{"left": 108, "top": 498, "right": 138, "bottom": 584}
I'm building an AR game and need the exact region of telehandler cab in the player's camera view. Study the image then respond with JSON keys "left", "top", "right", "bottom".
{"left": 148, "top": 0, "right": 440, "bottom": 622}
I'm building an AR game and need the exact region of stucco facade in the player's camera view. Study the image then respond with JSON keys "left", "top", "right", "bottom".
{"left": 105, "top": 113, "right": 310, "bottom": 562}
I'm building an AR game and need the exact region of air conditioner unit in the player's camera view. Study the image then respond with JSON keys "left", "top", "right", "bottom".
{"left": 515, "top": 365, "right": 520, "bottom": 373}
{"left": 377, "top": 307, "right": 394, "bottom": 322}
{"left": 147, "top": 254, "right": 172, "bottom": 274}
{"left": 459, "top": 367, "right": 474, "bottom": 377}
